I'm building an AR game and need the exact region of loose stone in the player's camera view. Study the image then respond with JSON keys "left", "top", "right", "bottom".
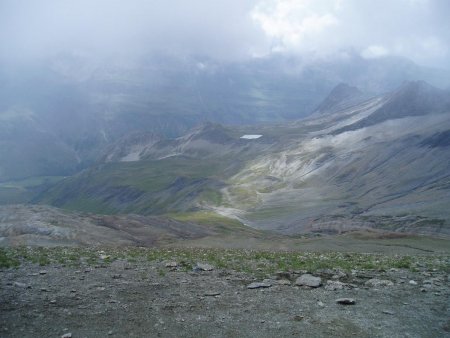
{"left": 247, "top": 282, "right": 272, "bottom": 289}
{"left": 194, "top": 263, "right": 214, "bottom": 271}
{"left": 295, "top": 274, "right": 322, "bottom": 288}
{"left": 336, "top": 298, "right": 356, "bottom": 305}
{"left": 365, "top": 278, "right": 394, "bottom": 287}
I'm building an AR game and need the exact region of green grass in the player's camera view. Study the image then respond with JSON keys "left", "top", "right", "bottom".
{"left": 168, "top": 211, "right": 264, "bottom": 236}
{"left": 2, "top": 247, "right": 448, "bottom": 277}
{"left": 39, "top": 156, "right": 237, "bottom": 214}
{"left": 0, "top": 248, "right": 20, "bottom": 268}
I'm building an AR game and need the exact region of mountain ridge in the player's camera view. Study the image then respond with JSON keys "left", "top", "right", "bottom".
{"left": 28, "top": 81, "right": 450, "bottom": 237}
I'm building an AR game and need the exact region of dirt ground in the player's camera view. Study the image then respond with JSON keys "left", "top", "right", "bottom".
{"left": 1, "top": 259, "right": 449, "bottom": 338}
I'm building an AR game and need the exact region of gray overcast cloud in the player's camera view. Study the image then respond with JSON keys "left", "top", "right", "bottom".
{"left": 1, "top": 0, "right": 449, "bottom": 68}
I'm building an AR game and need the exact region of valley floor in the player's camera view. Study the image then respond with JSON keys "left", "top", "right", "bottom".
{"left": 0, "top": 248, "right": 449, "bottom": 338}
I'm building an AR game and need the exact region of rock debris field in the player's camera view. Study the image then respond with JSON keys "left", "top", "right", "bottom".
{"left": 0, "top": 247, "right": 449, "bottom": 338}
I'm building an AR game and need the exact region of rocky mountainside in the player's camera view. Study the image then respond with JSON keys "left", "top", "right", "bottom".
{"left": 1, "top": 52, "right": 450, "bottom": 182}
{"left": 311, "top": 83, "right": 366, "bottom": 116}
{"left": 31, "top": 81, "right": 450, "bottom": 237}
{"left": 221, "top": 82, "right": 450, "bottom": 234}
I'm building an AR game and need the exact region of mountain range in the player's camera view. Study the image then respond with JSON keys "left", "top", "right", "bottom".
{"left": 1, "top": 52, "right": 450, "bottom": 181}
{"left": 1, "top": 79, "right": 445, "bottom": 240}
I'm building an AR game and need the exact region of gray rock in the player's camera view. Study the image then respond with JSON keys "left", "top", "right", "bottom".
{"left": 165, "top": 261, "right": 178, "bottom": 268}
{"left": 409, "top": 280, "right": 418, "bottom": 285}
{"left": 13, "top": 281, "right": 27, "bottom": 288}
{"left": 39, "top": 270, "right": 47, "bottom": 275}
{"left": 295, "top": 274, "right": 322, "bottom": 288}
{"left": 247, "top": 282, "right": 272, "bottom": 289}
{"left": 336, "top": 298, "right": 355, "bottom": 305}
{"left": 382, "top": 310, "right": 395, "bottom": 315}
{"left": 61, "top": 333, "right": 72, "bottom": 338}
{"left": 194, "top": 263, "right": 214, "bottom": 271}
{"left": 204, "top": 291, "right": 221, "bottom": 296}
{"left": 365, "top": 278, "right": 394, "bottom": 287}
{"left": 324, "top": 280, "right": 348, "bottom": 291}
{"left": 332, "top": 270, "right": 347, "bottom": 280}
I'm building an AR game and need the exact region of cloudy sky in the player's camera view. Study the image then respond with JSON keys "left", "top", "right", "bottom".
{"left": 1, "top": 0, "right": 449, "bottom": 68}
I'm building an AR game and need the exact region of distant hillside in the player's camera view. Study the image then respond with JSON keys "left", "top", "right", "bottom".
{"left": 33, "top": 81, "right": 450, "bottom": 237}
{"left": 2, "top": 52, "right": 450, "bottom": 181}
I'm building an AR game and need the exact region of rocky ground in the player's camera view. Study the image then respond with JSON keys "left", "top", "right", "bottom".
{"left": 0, "top": 248, "right": 449, "bottom": 338}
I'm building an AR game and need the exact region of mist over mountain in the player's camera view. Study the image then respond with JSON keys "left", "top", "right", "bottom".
{"left": 2, "top": 4, "right": 450, "bottom": 338}
{"left": 10, "top": 81, "right": 441, "bottom": 238}
{"left": 1, "top": 51, "right": 449, "bottom": 182}
{"left": 1, "top": 0, "right": 450, "bottom": 238}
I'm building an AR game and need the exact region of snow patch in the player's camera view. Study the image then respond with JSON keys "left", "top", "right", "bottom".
{"left": 240, "top": 134, "right": 262, "bottom": 139}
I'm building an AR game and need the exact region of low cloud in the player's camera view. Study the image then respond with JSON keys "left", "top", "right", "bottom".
{"left": 361, "top": 45, "right": 390, "bottom": 59}
{"left": 0, "top": 0, "right": 448, "bottom": 68}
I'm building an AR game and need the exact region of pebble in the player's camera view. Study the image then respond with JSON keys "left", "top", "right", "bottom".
{"left": 295, "top": 274, "right": 322, "bottom": 288}
{"left": 204, "top": 291, "right": 221, "bottom": 296}
{"left": 39, "top": 270, "right": 47, "bottom": 275}
{"left": 61, "top": 333, "right": 72, "bottom": 338}
{"left": 365, "top": 278, "right": 394, "bottom": 287}
{"left": 382, "top": 310, "right": 395, "bottom": 315}
{"left": 247, "top": 282, "right": 272, "bottom": 289}
{"left": 165, "top": 261, "right": 178, "bottom": 268}
{"left": 317, "top": 301, "right": 325, "bottom": 307}
{"left": 409, "top": 280, "right": 418, "bottom": 285}
{"left": 336, "top": 298, "right": 356, "bottom": 305}
{"left": 13, "top": 282, "right": 27, "bottom": 288}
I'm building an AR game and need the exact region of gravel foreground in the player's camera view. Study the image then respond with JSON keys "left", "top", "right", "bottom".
{"left": 1, "top": 249, "right": 449, "bottom": 338}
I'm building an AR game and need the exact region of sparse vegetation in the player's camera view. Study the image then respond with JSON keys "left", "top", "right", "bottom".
{"left": 1, "top": 247, "right": 448, "bottom": 276}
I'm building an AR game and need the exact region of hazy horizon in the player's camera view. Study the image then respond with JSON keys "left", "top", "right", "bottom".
{"left": 1, "top": 0, "right": 449, "bottom": 69}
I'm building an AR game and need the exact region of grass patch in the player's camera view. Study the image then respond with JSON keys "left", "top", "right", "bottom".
{"left": 1, "top": 247, "right": 448, "bottom": 277}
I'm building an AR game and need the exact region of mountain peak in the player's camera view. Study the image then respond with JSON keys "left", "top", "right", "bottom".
{"left": 384, "top": 80, "right": 450, "bottom": 116}
{"left": 394, "top": 80, "right": 437, "bottom": 96}
{"left": 313, "top": 83, "right": 364, "bottom": 115}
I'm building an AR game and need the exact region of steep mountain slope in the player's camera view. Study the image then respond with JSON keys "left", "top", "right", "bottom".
{"left": 219, "top": 82, "right": 450, "bottom": 235}
{"left": 34, "top": 81, "right": 450, "bottom": 237}
{"left": 311, "top": 83, "right": 366, "bottom": 116}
